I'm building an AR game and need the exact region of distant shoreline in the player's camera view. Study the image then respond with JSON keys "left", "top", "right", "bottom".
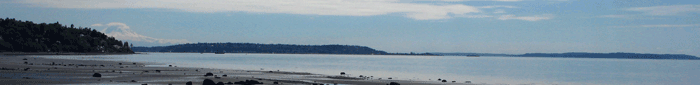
{"left": 1, "top": 52, "right": 138, "bottom": 55}
{"left": 434, "top": 52, "right": 700, "bottom": 60}
{"left": 139, "top": 52, "right": 439, "bottom": 56}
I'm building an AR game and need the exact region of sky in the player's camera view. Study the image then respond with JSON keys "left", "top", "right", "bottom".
{"left": 1, "top": 0, "right": 699, "bottom": 56}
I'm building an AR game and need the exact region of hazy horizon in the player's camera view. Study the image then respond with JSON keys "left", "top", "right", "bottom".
{"left": 1, "top": 0, "right": 698, "bottom": 56}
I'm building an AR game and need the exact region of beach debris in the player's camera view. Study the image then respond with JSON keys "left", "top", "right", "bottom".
{"left": 24, "top": 68, "right": 30, "bottom": 71}
{"left": 233, "top": 80, "right": 263, "bottom": 85}
{"left": 222, "top": 74, "right": 227, "bottom": 77}
{"left": 388, "top": 77, "right": 392, "bottom": 79}
{"left": 203, "top": 79, "right": 216, "bottom": 85}
{"left": 217, "top": 82, "right": 224, "bottom": 85}
{"left": 92, "top": 73, "right": 102, "bottom": 77}
{"left": 119, "top": 63, "right": 122, "bottom": 65}
{"left": 24, "top": 61, "right": 28, "bottom": 64}
{"left": 205, "top": 72, "right": 214, "bottom": 76}
{"left": 273, "top": 82, "right": 278, "bottom": 84}
{"left": 143, "top": 70, "right": 149, "bottom": 72}
{"left": 186, "top": 81, "right": 193, "bottom": 85}
{"left": 131, "top": 80, "right": 137, "bottom": 82}
{"left": 389, "top": 82, "right": 401, "bottom": 85}
{"left": 133, "top": 63, "right": 136, "bottom": 65}
{"left": 156, "top": 70, "right": 161, "bottom": 73}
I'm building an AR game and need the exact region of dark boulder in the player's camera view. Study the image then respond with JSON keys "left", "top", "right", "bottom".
{"left": 226, "top": 82, "right": 234, "bottom": 84}
{"left": 442, "top": 80, "right": 447, "bottom": 82}
{"left": 222, "top": 74, "right": 227, "bottom": 77}
{"left": 203, "top": 79, "right": 216, "bottom": 85}
{"left": 92, "top": 73, "right": 102, "bottom": 77}
{"left": 204, "top": 72, "right": 214, "bottom": 76}
{"left": 217, "top": 82, "right": 224, "bottom": 85}
{"left": 389, "top": 82, "right": 400, "bottom": 85}
{"left": 186, "top": 81, "right": 193, "bottom": 85}
{"left": 131, "top": 80, "right": 137, "bottom": 82}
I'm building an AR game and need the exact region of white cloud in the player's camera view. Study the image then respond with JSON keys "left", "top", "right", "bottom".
{"left": 455, "top": 14, "right": 493, "bottom": 18}
{"left": 17, "top": 0, "right": 488, "bottom": 20}
{"left": 431, "top": 0, "right": 522, "bottom": 2}
{"left": 478, "top": 5, "right": 518, "bottom": 9}
{"left": 94, "top": 22, "right": 190, "bottom": 44}
{"left": 493, "top": 9, "right": 506, "bottom": 14}
{"left": 626, "top": 5, "right": 700, "bottom": 16}
{"left": 497, "top": 14, "right": 552, "bottom": 21}
{"left": 90, "top": 24, "right": 103, "bottom": 27}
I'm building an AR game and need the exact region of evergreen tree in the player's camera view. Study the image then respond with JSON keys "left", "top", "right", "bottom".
{"left": 0, "top": 18, "right": 134, "bottom": 53}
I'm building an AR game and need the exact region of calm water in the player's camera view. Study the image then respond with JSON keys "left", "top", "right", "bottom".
{"left": 37, "top": 53, "right": 699, "bottom": 85}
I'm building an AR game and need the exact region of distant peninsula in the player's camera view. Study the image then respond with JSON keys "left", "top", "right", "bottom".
{"left": 434, "top": 52, "right": 700, "bottom": 60}
{"left": 0, "top": 18, "right": 134, "bottom": 54}
{"left": 132, "top": 43, "right": 435, "bottom": 55}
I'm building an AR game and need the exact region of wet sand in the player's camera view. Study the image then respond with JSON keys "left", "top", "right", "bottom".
{"left": 0, "top": 55, "right": 474, "bottom": 85}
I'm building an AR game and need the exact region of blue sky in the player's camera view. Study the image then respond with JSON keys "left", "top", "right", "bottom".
{"left": 1, "top": 0, "right": 699, "bottom": 56}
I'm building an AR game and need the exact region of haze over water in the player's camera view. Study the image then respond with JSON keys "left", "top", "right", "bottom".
{"left": 38, "top": 53, "right": 700, "bottom": 85}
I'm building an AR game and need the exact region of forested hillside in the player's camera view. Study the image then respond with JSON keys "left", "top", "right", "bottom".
{"left": 132, "top": 43, "right": 391, "bottom": 55}
{"left": 0, "top": 18, "right": 133, "bottom": 53}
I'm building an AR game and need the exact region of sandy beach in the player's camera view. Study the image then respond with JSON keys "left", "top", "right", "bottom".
{"left": 0, "top": 54, "right": 471, "bottom": 85}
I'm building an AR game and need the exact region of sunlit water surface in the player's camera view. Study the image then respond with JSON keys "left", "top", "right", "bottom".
{"left": 35, "top": 53, "right": 699, "bottom": 85}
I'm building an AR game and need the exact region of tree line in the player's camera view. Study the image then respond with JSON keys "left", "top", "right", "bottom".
{"left": 132, "top": 43, "right": 392, "bottom": 55}
{"left": 0, "top": 18, "right": 133, "bottom": 53}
